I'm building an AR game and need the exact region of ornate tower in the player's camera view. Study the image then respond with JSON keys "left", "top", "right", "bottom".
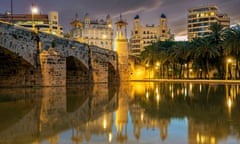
{"left": 159, "top": 13, "right": 170, "bottom": 41}
{"left": 106, "top": 14, "right": 112, "bottom": 26}
{"left": 70, "top": 13, "right": 83, "bottom": 42}
{"left": 115, "top": 14, "right": 130, "bottom": 81}
{"left": 84, "top": 13, "right": 90, "bottom": 26}
{"left": 133, "top": 15, "right": 141, "bottom": 29}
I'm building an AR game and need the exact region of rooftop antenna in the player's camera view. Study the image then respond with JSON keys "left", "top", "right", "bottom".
{"left": 10, "top": 0, "right": 13, "bottom": 24}
{"left": 75, "top": 12, "right": 78, "bottom": 20}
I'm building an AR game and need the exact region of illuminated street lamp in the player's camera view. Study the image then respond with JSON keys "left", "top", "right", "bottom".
{"left": 31, "top": 4, "right": 38, "bottom": 31}
{"left": 226, "top": 58, "right": 232, "bottom": 80}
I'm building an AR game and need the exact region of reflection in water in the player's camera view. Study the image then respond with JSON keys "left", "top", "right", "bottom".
{"left": 0, "top": 83, "right": 240, "bottom": 144}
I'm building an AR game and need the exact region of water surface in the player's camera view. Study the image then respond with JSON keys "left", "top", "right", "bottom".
{"left": 0, "top": 82, "right": 240, "bottom": 144}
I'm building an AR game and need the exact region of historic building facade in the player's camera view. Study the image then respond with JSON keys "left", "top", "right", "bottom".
{"left": 129, "top": 14, "right": 172, "bottom": 56}
{"left": 188, "top": 5, "right": 230, "bottom": 40}
{"left": 0, "top": 11, "right": 63, "bottom": 36}
{"left": 70, "top": 13, "right": 114, "bottom": 50}
{"left": 115, "top": 15, "right": 130, "bottom": 81}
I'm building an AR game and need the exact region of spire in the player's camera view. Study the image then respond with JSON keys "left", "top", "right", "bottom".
{"left": 120, "top": 13, "right": 123, "bottom": 21}
{"left": 75, "top": 13, "right": 78, "bottom": 20}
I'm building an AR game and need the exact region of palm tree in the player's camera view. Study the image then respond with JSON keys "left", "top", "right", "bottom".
{"left": 209, "top": 23, "right": 225, "bottom": 79}
{"left": 140, "top": 41, "right": 175, "bottom": 79}
{"left": 224, "top": 24, "right": 240, "bottom": 79}
{"left": 140, "top": 43, "right": 158, "bottom": 66}
{"left": 209, "top": 23, "right": 224, "bottom": 45}
{"left": 169, "top": 41, "right": 191, "bottom": 78}
{"left": 192, "top": 37, "right": 220, "bottom": 79}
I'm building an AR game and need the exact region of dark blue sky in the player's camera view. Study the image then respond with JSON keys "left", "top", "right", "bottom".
{"left": 1, "top": 0, "right": 239, "bottom": 39}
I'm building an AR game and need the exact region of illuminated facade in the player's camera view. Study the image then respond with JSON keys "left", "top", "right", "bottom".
{"left": 0, "top": 11, "right": 63, "bottom": 36}
{"left": 188, "top": 5, "right": 230, "bottom": 40}
{"left": 70, "top": 13, "right": 114, "bottom": 50}
{"left": 130, "top": 14, "right": 172, "bottom": 56}
{"left": 115, "top": 14, "right": 130, "bottom": 80}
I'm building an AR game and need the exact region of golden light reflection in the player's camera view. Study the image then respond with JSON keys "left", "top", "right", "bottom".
{"left": 146, "top": 91, "right": 149, "bottom": 99}
{"left": 196, "top": 133, "right": 200, "bottom": 143}
{"left": 108, "top": 133, "right": 112, "bottom": 143}
{"left": 181, "top": 88, "right": 184, "bottom": 95}
{"left": 156, "top": 93, "right": 160, "bottom": 102}
{"left": 199, "top": 84, "right": 202, "bottom": 93}
{"left": 201, "top": 135, "right": 206, "bottom": 143}
{"left": 211, "top": 137, "right": 216, "bottom": 144}
{"left": 196, "top": 133, "right": 216, "bottom": 144}
{"left": 131, "top": 82, "right": 145, "bottom": 95}
{"left": 177, "top": 89, "right": 180, "bottom": 95}
{"left": 141, "top": 112, "right": 144, "bottom": 121}
{"left": 103, "top": 115, "right": 107, "bottom": 129}
{"left": 227, "top": 97, "right": 232, "bottom": 108}
{"left": 184, "top": 88, "right": 187, "bottom": 97}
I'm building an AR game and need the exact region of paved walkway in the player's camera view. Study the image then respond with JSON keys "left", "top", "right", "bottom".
{"left": 132, "top": 79, "right": 240, "bottom": 84}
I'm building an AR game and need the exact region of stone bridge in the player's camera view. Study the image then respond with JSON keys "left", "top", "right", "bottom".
{"left": 0, "top": 21, "right": 119, "bottom": 86}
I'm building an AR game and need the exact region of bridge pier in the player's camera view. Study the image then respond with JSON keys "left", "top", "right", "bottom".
{"left": 40, "top": 48, "right": 66, "bottom": 86}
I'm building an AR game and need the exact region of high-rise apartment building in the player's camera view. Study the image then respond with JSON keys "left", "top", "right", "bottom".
{"left": 188, "top": 5, "right": 230, "bottom": 40}
{"left": 70, "top": 13, "right": 114, "bottom": 50}
{"left": 129, "top": 14, "right": 172, "bottom": 56}
{"left": 0, "top": 11, "right": 63, "bottom": 36}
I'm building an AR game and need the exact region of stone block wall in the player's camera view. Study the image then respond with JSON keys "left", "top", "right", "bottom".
{"left": 0, "top": 21, "right": 119, "bottom": 85}
{"left": 40, "top": 48, "right": 66, "bottom": 86}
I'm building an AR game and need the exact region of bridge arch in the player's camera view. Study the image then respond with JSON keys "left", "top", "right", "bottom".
{"left": 66, "top": 56, "right": 90, "bottom": 84}
{"left": 0, "top": 46, "right": 41, "bottom": 87}
{"left": 108, "top": 62, "right": 119, "bottom": 83}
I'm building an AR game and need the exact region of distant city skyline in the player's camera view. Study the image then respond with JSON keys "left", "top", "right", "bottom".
{"left": 1, "top": 0, "right": 239, "bottom": 40}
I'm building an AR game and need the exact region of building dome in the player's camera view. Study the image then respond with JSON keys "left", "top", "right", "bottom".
{"left": 84, "top": 13, "right": 90, "bottom": 18}
{"left": 106, "top": 14, "right": 111, "bottom": 19}
{"left": 134, "top": 15, "right": 140, "bottom": 19}
{"left": 161, "top": 13, "right": 166, "bottom": 18}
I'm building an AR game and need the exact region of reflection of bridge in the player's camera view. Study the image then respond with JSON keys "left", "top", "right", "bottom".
{"left": 0, "top": 21, "right": 119, "bottom": 86}
{"left": 0, "top": 85, "right": 118, "bottom": 144}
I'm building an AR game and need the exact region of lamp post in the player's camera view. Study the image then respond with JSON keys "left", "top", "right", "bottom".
{"left": 31, "top": 4, "right": 38, "bottom": 31}
{"left": 156, "top": 62, "right": 160, "bottom": 79}
{"left": 226, "top": 58, "right": 232, "bottom": 80}
{"left": 146, "top": 64, "right": 150, "bottom": 81}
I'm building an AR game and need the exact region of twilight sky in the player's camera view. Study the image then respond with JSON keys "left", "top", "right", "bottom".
{"left": 1, "top": 0, "right": 240, "bottom": 40}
